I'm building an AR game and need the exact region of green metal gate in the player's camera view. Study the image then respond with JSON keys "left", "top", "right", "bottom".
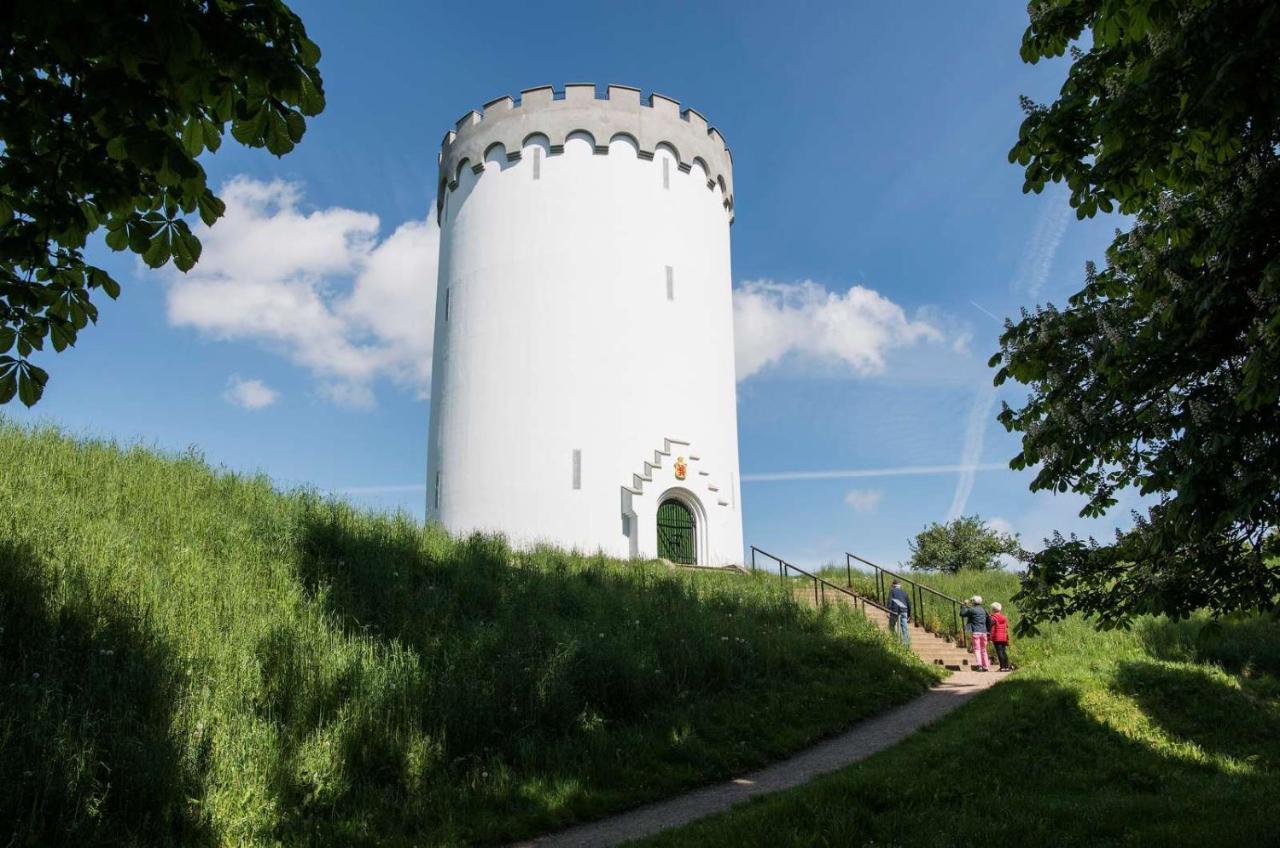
{"left": 657, "top": 498, "right": 696, "bottom": 564}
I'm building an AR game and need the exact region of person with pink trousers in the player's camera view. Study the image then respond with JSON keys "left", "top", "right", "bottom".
{"left": 960, "top": 595, "right": 991, "bottom": 671}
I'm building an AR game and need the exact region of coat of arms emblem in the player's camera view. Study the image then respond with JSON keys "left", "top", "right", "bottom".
{"left": 674, "top": 456, "right": 687, "bottom": 480}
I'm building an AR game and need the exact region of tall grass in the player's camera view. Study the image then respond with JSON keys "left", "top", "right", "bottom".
{"left": 0, "top": 421, "right": 937, "bottom": 846}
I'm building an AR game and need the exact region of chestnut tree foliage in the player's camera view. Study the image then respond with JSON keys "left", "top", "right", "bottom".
{"left": 997, "top": 0, "right": 1280, "bottom": 631}
{"left": 0, "top": 0, "right": 324, "bottom": 406}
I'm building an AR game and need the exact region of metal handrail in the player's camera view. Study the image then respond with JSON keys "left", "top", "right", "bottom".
{"left": 750, "top": 546, "right": 890, "bottom": 617}
{"left": 846, "top": 551, "right": 969, "bottom": 649}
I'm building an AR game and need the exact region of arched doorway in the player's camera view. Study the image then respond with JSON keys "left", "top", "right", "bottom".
{"left": 657, "top": 497, "right": 697, "bottom": 564}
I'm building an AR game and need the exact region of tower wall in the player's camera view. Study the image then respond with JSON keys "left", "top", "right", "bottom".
{"left": 427, "top": 84, "right": 744, "bottom": 565}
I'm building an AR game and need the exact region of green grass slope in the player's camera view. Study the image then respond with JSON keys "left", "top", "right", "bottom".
{"left": 643, "top": 582, "right": 1280, "bottom": 847}
{"left": 0, "top": 422, "right": 939, "bottom": 847}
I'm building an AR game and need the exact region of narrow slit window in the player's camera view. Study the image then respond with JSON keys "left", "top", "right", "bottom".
{"left": 662, "top": 157, "right": 670, "bottom": 189}
{"left": 433, "top": 471, "right": 441, "bottom": 509}
{"left": 572, "top": 449, "right": 582, "bottom": 490}
{"left": 665, "top": 265, "right": 674, "bottom": 301}
{"left": 533, "top": 146, "right": 541, "bottom": 180}
{"left": 444, "top": 287, "right": 451, "bottom": 322}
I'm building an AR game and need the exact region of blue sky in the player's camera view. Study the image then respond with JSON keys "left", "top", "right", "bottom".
{"left": 9, "top": 1, "right": 1139, "bottom": 568}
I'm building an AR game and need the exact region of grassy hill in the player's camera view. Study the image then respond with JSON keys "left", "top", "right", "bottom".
{"left": 0, "top": 421, "right": 939, "bottom": 847}
{"left": 643, "top": 578, "right": 1280, "bottom": 846}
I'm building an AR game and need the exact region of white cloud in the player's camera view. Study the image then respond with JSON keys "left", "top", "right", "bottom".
{"left": 166, "top": 176, "right": 438, "bottom": 408}
{"left": 843, "top": 488, "right": 883, "bottom": 513}
{"left": 987, "top": 516, "right": 1015, "bottom": 537}
{"left": 733, "top": 280, "right": 944, "bottom": 380}
{"left": 223, "top": 376, "right": 279, "bottom": 410}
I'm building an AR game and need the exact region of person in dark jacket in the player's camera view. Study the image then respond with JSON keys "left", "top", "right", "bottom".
{"left": 990, "top": 602, "right": 1012, "bottom": 671}
{"left": 960, "top": 595, "right": 991, "bottom": 671}
{"left": 887, "top": 579, "right": 911, "bottom": 646}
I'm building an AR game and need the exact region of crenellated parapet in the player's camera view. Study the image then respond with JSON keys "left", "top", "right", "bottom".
{"left": 437, "top": 84, "right": 735, "bottom": 222}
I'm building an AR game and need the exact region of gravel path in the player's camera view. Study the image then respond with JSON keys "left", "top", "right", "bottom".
{"left": 511, "top": 670, "right": 1004, "bottom": 848}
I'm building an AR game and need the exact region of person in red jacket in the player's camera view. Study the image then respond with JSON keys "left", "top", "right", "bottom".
{"left": 990, "top": 602, "right": 1013, "bottom": 671}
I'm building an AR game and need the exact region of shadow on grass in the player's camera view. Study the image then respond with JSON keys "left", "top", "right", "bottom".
{"left": 643, "top": 674, "right": 1280, "bottom": 847}
{"left": 1113, "top": 659, "right": 1280, "bottom": 771}
{"left": 0, "top": 542, "right": 210, "bottom": 847}
{"left": 272, "top": 501, "right": 937, "bottom": 844}
{"left": 1139, "top": 614, "right": 1280, "bottom": 679}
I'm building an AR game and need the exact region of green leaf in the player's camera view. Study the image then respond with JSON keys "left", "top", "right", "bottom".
{"left": 17, "top": 364, "right": 45, "bottom": 407}
{"left": 18, "top": 327, "right": 43, "bottom": 353}
{"left": 143, "top": 232, "right": 173, "bottom": 268}
{"left": 298, "top": 69, "right": 325, "bottom": 116}
{"left": 128, "top": 227, "right": 152, "bottom": 255}
{"left": 50, "top": 320, "right": 75, "bottom": 352}
{"left": 197, "top": 190, "right": 226, "bottom": 227}
{"left": 182, "top": 117, "right": 205, "bottom": 156}
{"left": 172, "top": 227, "right": 202, "bottom": 272}
{"left": 105, "top": 226, "right": 129, "bottom": 251}
{"left": 79, "top": 201, "right": 101, "bottom": 229}
{"left": 284, "top": 109, "right": 306, "bottom": 144}
{"left": 202, "top": 119, "right": 223, "bottom": 153}
{"left": 0, "top": 365, "right": 16, "bottom": 404}
{"left": 231, "top": 107, "right": 268, "bottom": 146}
{"left": 264, "top": 108, "right": 293, "bottom": 155}
{"left": 298, "top": 35, "right": 322, "bottom": 66}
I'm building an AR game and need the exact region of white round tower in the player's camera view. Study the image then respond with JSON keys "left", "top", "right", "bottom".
{"left": 426, "top": 84, "right": 744, "bottom": 566}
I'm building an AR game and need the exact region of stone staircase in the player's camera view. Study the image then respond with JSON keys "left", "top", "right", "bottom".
{"left": 752, "top": 544, "right": 979, "bottom": 671}
{"left": 792, "top": 587, "right": 975, "bottom": 671}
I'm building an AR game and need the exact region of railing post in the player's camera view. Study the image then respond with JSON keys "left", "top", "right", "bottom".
{"left": 845, "top": 554, "right": 852, "bottom": 589}
{"left": 751, "top": 547, "right": 756, "bottom": 572}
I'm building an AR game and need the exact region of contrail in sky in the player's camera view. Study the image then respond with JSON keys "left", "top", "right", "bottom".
{"left": 742, "top": 462, "right": 1007, "bottom": 483}
{"left": 336, "top": 483, "right": 427, "bottom": 495}
{"left": 1014, "top": 191, "right": 1071, "bottom": 297}
{"left": 340, "top": 463, "right": 1011, "bottom": 493}
{"left": 945, "top": 384, "right": 1001, "bottom": 520}
{"left": 969, "top": 299, "right": 1003, "bottom": 322}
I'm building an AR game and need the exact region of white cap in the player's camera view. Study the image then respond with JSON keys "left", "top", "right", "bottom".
{"left": 991, "top": 602, "right": 1002, "bottom": 612}
{"left": 971, "top": 595, "right": 983, "bottom": 604}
